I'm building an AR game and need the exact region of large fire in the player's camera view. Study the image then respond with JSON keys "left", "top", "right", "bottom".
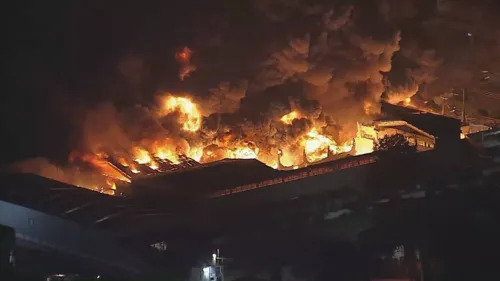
{"left": 15, "top": 4, "right": 420, "bottom": 195}
{"left": 160, "top": 96, "right": 202, "bottom": 132}
{"left": 60, "top": 95, "right": 376, "bottom": 195}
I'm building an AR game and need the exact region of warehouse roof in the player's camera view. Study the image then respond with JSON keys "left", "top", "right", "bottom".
{"left": 131, "top": 158, "right": 279, "bottom": 199}
{"left": 381, "top": 101, "right": 461, "bottom": 139}
{"left": 0, "top": 173, "right": 170, "bottom": 231}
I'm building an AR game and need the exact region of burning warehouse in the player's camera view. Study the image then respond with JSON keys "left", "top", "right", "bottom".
{"left": 11, "top": 101, "right": 453, "bottom": 214}
{"left": 0, "top": 101, "right": 469, "bottom": 279}
{"left": 6, "top": 1, "right": 500, "bottom": 280}
{"left": 5, "top": 0, "right": 465, "bottom": 203}
{"left": 8, "top": 96, "right": 462, "bottom": 207}
{"left": 117, "top": 103, "right": 460, "bottom": 208}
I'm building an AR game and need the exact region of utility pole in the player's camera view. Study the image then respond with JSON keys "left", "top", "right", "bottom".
{"left": 439, "top": 95, "right": 448, "bottom": 115}
{"left": 461, "top": 88, "right": 467, "bottom": 123}
{"left": 213, "top": 249, "right": 226, "bottom": 281}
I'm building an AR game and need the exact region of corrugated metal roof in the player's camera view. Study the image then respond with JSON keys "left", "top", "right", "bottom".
{"left": 381, "top": 102, "right": 461, "bottom": 139}
{"left": 131, "top": 159, "right": 278, "bottom": 198}
{"left": 0, "top": 174, "right": 169, "bottom": 230}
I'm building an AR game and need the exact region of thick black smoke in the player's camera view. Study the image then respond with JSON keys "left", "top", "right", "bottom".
{"left": 74, "top": 0, "right": 500, "bottom": 158}
{"left": 10, "top": 0, "right": 500, "bottom": 172}
{"left": 194, "top": 1, "right": 403, "bottom": 141}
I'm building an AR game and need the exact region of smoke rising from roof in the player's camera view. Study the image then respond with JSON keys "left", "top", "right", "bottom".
{"left": 9, "top": 0, "right": 500, "bottom": 190}
{"left": 8, "top": 158, "right": 114, "bottom": 193}
{"left": 61, "top": 1, "right": 423, "bottom": 162}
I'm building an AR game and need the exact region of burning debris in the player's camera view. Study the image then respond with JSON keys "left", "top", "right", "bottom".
{"left": 22, "top": 91, "right": 368, "bottom": 194}
{"left": 80, "top": 93, "right": 362, "bottom": 170}
{"left": 175, "top": 46, "right": 196, "bottom": 81}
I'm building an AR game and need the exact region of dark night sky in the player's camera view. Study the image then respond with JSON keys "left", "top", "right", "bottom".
{"left": 4, "top": 1, "right": 200, "bottom": 164}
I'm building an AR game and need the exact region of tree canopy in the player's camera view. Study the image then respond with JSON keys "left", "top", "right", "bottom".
{"left": 374, "top": 133, "right": 417, "bottom": 155}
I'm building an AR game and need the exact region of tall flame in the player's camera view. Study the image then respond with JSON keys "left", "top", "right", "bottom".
{"left": 160, "top": 96, "right": 202, "bottom": 132}
{"left": 64, "top": 96, "right": 377, "bottom": 195}
{"left": 227, "top": 145, "right": 259, "bottom": 160}
{"left": 280, "top": 111, "right": 302, "bottom": 125}
{"left": 302, "top": 128, "right": 334, "bottom": 163}
{"left": 132, "top": 147, "right": 152, "bottom": 164}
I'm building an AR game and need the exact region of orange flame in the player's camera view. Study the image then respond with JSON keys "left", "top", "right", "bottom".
{"left": 63, "top": 94, "right": 383, "bottom": 195}
{"left": 227, "top": 145, "right": 259, "bottom": 160}
{"left": 175, "top": 47, "right": 196, "bottom": 80}
{"left": 132, "top": 147, "right": 152, "bottom": 164}
{"left": 129, "top": 163, "right": 140, "bottom": 174}
{"left": 302, "top": 128, "right": 335, "bottom": 163}
{"left": 70, "top": 152, "right": 130, "bottom": 183}
{"left": 175, "top": 47, "right": 192, "bottom": 63}
{"left": 156, "top": 150, "right": 180, "bottom": 164}
{"left": 160, "top": 96, "right": 201, "bottom": 132}
{"left": 280, "top": 111, "right": 302, "bottom": 125}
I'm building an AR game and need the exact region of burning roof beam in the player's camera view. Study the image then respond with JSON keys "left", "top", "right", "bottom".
{"left": 106, "top": 153, "right": 202, "bottom": 178}
{"left": 103, "top": 161, "right": 132, "bottom": 182}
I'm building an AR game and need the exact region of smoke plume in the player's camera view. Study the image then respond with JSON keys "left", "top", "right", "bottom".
{"left": 68, "top": 1, "right": 407, "bottom": 170}
{"left": 13, "top": 0, "right": 500, "bottom": 192}
{"left": 8, "top": 158, "right": 114, "bottom": 194}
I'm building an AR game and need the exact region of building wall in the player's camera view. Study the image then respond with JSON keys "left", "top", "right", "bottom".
{"left": 209, "top": 161, "right": 372, "bottom": 209}
{"left": 0, "top": 200, "right": 146, "bottom": 275}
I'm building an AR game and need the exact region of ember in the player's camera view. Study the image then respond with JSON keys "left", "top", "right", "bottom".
{"left": 175, "top": 46, "right": 196, "bottom": 81}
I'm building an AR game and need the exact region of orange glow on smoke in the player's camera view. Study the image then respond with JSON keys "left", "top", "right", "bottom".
{"left": 175, "top": 47, "right": 192, "bottom": 63}
{"left": 70, "top": 152, "right": 130, "bottom": 183}
{"left": 302, "top": 128, "right": 334, "bottom": 163}
{"left": 63, "top": 94, "right": 381, "bottom": 195}
{"left": 175, "top": 47, "right": 196, "bottom": 80}
{"left": 226, "top": 143, "right": 259, "bottom": 160}
{"left": 280, "top": 111, "right": 303, "bottom": 125}
{"left": 159, "top": 96, "right": 202, "bottom": 132}
{"left": 154, "top": 147, "right": 180, "bottom": 164}
{"left": 132, "top": 147, "right": 152, "bottom": 164}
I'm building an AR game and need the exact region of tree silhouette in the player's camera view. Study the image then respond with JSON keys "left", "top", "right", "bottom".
{"left": 374, "top": 133, "right": 417, "bottom": 155}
